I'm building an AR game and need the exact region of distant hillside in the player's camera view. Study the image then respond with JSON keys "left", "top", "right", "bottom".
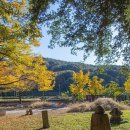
{"left": 44, "top": 58, "right": 126, "bottom": 94}
{"left": 44, "top": 58, "right": 97, "bottom": 72}
{"left": 1, "top": 58, "right": 127, "bottom": 97}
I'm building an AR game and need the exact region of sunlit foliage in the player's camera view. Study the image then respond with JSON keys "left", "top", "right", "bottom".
{"left": 70, "top": 70, "right": 90, "bottom": 99}
{"left": 87, "top": 76, "right": 104, "bottom": 95}
{"left": 0, "top": 0, "right": 55, "bottom": 93}
{"left": 29, "top": 0, "right": 130, "bottom": 65}
{"left": 105, "top": 81, "right": 122, "bottom": 100}
{"left": 70, "top": 70, "right": 104, "bottom": 100}
{"left": 124, "top": 73, "right": 130, "bottom": 93}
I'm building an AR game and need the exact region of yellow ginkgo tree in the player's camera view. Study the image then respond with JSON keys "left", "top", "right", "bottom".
{"left": 70, "top": 70, "right": 90, "bottom": 100}
{"left": 0, "top": 57, "right": 55, "bottom": 104}
{"left": 124, "top": 73, "right": 130, "bottom": 100}
{"left": 0, "top": 0, "right": 55, "bottom": 103}
{"left": 70, "top": 70, "right": 105, "bottom": 100}
{"left": 87, "top": 76, "right": 104, "bottom": 96}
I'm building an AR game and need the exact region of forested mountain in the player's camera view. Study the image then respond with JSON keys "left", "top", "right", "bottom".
{"left": 1, "top": 58, "right": 126, "bottom": 97}
{"left": 44, "top": 58, "right": 126, "bottom": 94}
{"left": 45, "top": 58, "right": 96, "bottom": 72}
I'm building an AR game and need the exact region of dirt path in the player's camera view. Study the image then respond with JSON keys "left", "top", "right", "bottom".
{"left": 6, "top": 107, "right": 69, "bottom": 116}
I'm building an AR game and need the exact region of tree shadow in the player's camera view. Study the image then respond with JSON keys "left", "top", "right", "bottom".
{"left": 35, "top": 128, "right": 43, "bottom": 130}
{"left": 111, "top": 120, "right": 128, "bottom": 127}
{"left": 35, "top": 127, "right": 49, "bottom": 130}
{"left": 19, "top": 114, "right": 33, "bottom": 118}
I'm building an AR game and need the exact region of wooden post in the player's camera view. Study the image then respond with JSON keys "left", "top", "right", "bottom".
{"left": 18, "top": 91, "right": 22, "bottom": 104}
{"left": 42, "top": 110, "right": 50, "bottom": 129}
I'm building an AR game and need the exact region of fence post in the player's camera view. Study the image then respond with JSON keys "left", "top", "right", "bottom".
{"left": 42, "top": 110, "right": 50, "bottom": 129}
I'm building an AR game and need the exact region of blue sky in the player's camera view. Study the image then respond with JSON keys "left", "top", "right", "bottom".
{"left": 32, "top": 3, "right": 98, "bottom": 65}
{"left": 33, "top": 28, "right": 96, "bottom": 64}
{"left": 33, "top": 27, "right": 123, "bottom": 65}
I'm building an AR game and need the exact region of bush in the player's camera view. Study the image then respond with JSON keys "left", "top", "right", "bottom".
{"left": 61, "top": 91, "right": 70, "bottom": 98}
{"left": 121, "top": 100, "right": 129, "bottom": 104}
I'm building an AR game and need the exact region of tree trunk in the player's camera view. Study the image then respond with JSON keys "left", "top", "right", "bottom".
{"left": 19, "top": 91, "right": 22, "bottom": 104}
{"left": 114, "top": 95, "right": 117, "bottom": 101}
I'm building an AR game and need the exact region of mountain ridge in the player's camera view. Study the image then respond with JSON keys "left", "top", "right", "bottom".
{"left": 44, "top": 57, "right": 126, "bottom": 94}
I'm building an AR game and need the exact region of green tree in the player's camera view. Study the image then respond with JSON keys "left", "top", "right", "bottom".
{"left": 29, "top": 0, "right": 130, "bottom": 65}
{"left": 105, "top": 81, "right": 122, "bottom": 100}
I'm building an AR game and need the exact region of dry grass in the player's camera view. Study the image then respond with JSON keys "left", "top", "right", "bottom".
{"left": 30, "top": 101, "right": 52, "bottom": 109}
{"left": 68, "top": 98, "right": 130, "bottom": 113}
{"left": 0, "top": 114, "right": 42, "bottom": 130}
{"left": 0, "top": 101, "right": 52, "bottom": 110}
{"left": 1, "top": 110, "right": 130, "bottom": 130}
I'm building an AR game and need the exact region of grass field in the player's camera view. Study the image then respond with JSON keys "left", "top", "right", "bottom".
{"left": 0, "top": 110, "right": 130, "bottom": 130}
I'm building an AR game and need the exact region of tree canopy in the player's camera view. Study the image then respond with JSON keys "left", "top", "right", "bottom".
{"left": 70, "top": 70, "right": 90, "bottom": 99}
{"left": 29, "top": 0, "right": 130, "bottom": 65}
{"left": 0, "top": 0, "right": 41, "bottom": 62}
{"left": 124, "top": 73, "right": 130, "bottom": 93}
{"left": 105, "top": 81, "right": 122, "bottom": 99}
{"left": 70, "top": 70, "right": 104, "bottom": 100}
{"left": 0, "top": 0, "right": 55, "bottom": 92}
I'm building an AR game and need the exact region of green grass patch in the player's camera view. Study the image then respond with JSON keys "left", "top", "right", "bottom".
{"left": 0, "top": 111, "right": 130, "bottom": 130}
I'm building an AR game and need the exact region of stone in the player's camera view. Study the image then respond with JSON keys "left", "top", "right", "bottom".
{"left": 110, "top": 107, "right": 123, "bottom": 124}
{"left": 26, "top": 108, "right": 33, "bottom": 115}
{"left": 0, "top": 110, "right": 6, "bottom": 116}
{"left": 90, "top": 106, "right": 111, "bottom": 130}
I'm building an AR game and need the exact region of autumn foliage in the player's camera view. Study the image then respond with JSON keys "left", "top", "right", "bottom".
{"left": 70, "top": 70, "right": 104, "bottom": 100}
{"left": 0, "top": 0, "right": 55, "bottom": 95}
{"left": 124, "top": 73, "right": 130, "bottom": 93}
